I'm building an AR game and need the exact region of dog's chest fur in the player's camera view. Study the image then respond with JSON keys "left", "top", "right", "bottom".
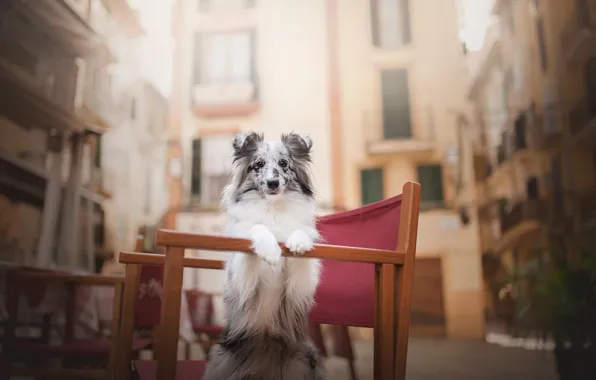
{"left": 224, "top": 193, "right": 320, "bottom": 336}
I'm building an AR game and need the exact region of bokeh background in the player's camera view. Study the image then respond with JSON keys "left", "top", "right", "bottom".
{"left": 0, "top": 0, "right": 595, "bottom": 379}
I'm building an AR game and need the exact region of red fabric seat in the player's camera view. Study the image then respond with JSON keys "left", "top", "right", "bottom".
{"left": 133, "top": 360, "right": 206, "bottom": 380}
{"left": 193, "top": 324, "right": 224, "bottom": 337}
{"left": 311, "top": 195, "right": 402, "bottom": 327}
{"left": 16, "top": 338, "right": 151, "bottom": 357}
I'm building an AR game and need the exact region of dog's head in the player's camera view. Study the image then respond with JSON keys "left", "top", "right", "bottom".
{"left": 223, "top": 131, "right": 314, "bottom": 205}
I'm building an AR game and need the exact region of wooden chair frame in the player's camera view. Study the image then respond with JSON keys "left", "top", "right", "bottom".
{"left": 0, "top": 269, "right": 124, "bottom": 380}
{"left": 115, "top": 181, "right": 421, "bottom": 380}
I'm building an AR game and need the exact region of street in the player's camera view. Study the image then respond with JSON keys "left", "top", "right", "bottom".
{"left": 325, "top": 337, "right": 558, "bottom": 380}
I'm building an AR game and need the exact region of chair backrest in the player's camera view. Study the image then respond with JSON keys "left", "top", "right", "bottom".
{"left": 311, "top": 194, "right": 402, "bottom": 327}
{"left": 115, "top": 181, "right": 421, "bottom": 380}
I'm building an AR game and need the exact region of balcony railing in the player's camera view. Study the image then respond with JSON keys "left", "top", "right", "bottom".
{"left": 363, "top": 110, "right": 435, "bottom": 155}
{"left": 569, "top": 98, "right": 596, "bottom": 136}
{"left": 499, "top": 199, "right": 546, "bottom": 236}
{"left": 191, "top": 81, "right": 260, "bottom": 118}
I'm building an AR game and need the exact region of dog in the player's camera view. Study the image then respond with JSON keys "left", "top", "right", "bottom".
{"left": 203, "top": 132, "right": 327, "bottom": 380}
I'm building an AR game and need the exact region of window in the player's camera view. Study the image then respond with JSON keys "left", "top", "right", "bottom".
{"left": 526, "top": 177, "right": 539, "bottom": 200}
{"left": 193, "top": 31, "right": 254, "bottom": 85}
{"left": 94, "top": 137, "right": 101, "bottom": 168}
{"left": 514, "top": 113, "right": 527, "bottom": 150}
{"left": 360, "top": 168, "right": 384, "bottom": 205}
{"left": 381, "top": 68, "right": 412, "bottom": 139}
{"left": 371, "top": 0, "right": 411, "bottom": 48}
{"left": 417, "top": 164, "right": 444, "bottom": 207}
{"left": 536, "top": 17, "right": 548, "bottom": 72}
{"left": 191, "top": 139, "right": 202, "bottom": 196}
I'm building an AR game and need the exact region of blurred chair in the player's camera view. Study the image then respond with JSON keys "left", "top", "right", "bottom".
{"left": 115, "top": 181, "right": 420, "bottom": 380}
{"left": 0, "top": 268, "right": 129, "bottom": 379}
{"left": 184, "top": 288, "right": 224, "bottom": 359}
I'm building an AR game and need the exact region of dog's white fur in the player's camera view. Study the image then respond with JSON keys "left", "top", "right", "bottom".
{"left": 222, "top": 166, "right": 321, "bottom": 337}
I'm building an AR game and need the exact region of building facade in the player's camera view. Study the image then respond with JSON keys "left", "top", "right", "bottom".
{"left": 0, "top": 0, "right": 148, "bottom": 272}
{"left": 330, "top": 0, "right": 484, "bottom": 338}
{"left": 463, "top": 0, "right": 596, "bottom": 335}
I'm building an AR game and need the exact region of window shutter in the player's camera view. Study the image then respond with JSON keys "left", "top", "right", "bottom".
{"left": 400, "top": 0, "right": 412, "bottom": 44}
{"left": 370, "top": 0, "right": 380, "bottom": 47}
{"left": 360, "top": 168, "right": 384, "bottom": 205}
{"left": 192, "top": 33, "right": 202, "bottom": 85}
{"left": 417, "top": 165, "right": 444, "bottom": 205}
{"left": 191, "top": 138, "right": 202, "bottom": 196}
{"left": 95, "top": 137, "right": 102, "bottom": 168}
{"left": 381, "top": 68, "right": 412, "bottom": 139}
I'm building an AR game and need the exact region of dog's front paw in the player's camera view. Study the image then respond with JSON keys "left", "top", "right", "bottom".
{"left": 251, "top": 224, "right": 282, "bottom": 266}
{"left": 285, "top": 230, "right": 314, "bottom": 256}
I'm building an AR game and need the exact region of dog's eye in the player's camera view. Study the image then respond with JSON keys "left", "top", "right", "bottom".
{"left": 279, "top": 159, "right": 288, "bottom": 168}
{"left": 254, "top": 160, "right": 265, "bottom": 169}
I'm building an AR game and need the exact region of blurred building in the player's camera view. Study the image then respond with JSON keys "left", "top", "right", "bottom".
{"left": 0, "top": 0, "right": 149, "bottom": 272}
{"left": 100, "top": 80, "right": 170, "bottom": 270}
{"left": 329, "top": 0, "right": 484, "bottom": 338}
{"left": 463, "top": 0, "right": 596, "bottom": 334}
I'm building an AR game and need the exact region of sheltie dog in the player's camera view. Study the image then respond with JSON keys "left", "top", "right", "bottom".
{"left": 203, "top": 132, "right": 327, "bottom": 380}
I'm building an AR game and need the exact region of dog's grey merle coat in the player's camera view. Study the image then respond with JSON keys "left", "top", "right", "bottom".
{"left": 203, "top": 132, "right": 327, "bottom": 380}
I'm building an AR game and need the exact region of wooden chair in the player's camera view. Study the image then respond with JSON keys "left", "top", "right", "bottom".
{"left": 115, "top": 181, "right": 421, "bottom": 380}
{"left": 184, "top": 289, "right": 224, "bottom": 359}
{"left": 0, "top": 269, "right": 126, "bottom": 379}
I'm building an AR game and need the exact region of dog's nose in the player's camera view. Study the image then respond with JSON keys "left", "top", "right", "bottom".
{"left": 267, "top": 180, "right": 280, "bottom": 190}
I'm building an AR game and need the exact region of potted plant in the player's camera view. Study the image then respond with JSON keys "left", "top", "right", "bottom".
{"left": 500, "top": 195, "right": 596, "bottom": 380}
{"left": 531, "top": 247, "right": 596, "bottom": 380}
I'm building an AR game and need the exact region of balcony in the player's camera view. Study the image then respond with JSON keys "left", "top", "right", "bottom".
{"left": 569, "top": 98, "right": 596, "bottom": 139}
{"left": 499, "top": 199, "right": 546, "bottom": 238}
{"left": 363, "top": 111, "right": 435, "bottom": 155}
{"left": 559, "top": 4, "right": 595, "bottom": 64}
{"left": 191, "top": 82, "right": 259, "bottom": 118}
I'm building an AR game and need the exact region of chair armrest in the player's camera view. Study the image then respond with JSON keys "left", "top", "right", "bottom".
{"left": 156, "top": 230, "right": 405, "bottom": 265}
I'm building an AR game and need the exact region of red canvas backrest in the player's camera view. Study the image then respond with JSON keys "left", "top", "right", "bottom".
{"left": 134, "top": 264, "right": 163, "bottom": 328}
{"left": 310, "top": 195, "right": 402, "bottom": 327}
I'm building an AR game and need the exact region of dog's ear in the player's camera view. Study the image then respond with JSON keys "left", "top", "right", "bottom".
{"left": 281, "top": 132, "right": 312, "bottom": 161}
{"left": 232, "top": 132, "right": 263, "bottom": 159}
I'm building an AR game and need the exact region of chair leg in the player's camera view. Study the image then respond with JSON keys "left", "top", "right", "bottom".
{"left": 185, "top": 342, "right": 191, "bottom": 360}
{"left": 348, "top": 359, "right": 359, "bottom": 380}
